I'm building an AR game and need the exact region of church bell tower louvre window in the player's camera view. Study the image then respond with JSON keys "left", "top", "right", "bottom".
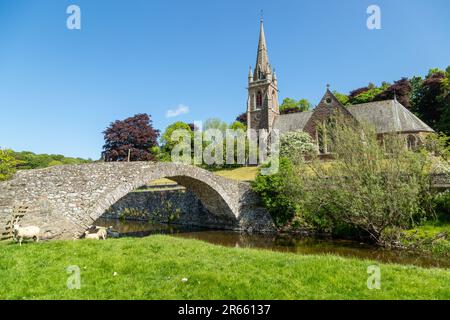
{"left": 256, "top": 91, "right": 263, "bottom": 109}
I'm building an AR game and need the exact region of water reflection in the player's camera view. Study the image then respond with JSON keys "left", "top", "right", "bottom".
{"left": 95, "top": 218, "right": 450, "bottom": 269}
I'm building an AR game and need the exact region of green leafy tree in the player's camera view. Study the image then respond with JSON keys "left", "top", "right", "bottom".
{"left": 298, "top": 118, "right": 431, "bottom": 242}
{"left": 350, "top": 83, "right": 390, "bottom": 104}
{"left": 160, "top": 121, "right": 193, "bottom": 161}
{"left": 412, "top": 68, "right": 449, "bottom": 134}
{"left": 279, "top": 98, "right": 312, "bottom": 114}
{"left": 0, "top": 149, "right": 18, "bottom": 181}
{"left": 333, "top": 91, "right": 349, "bottom": 105}
{"left": 204, "top": 118, "right": 228, "bottom": 133}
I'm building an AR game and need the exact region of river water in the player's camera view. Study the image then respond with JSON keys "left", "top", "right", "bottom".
{"left": 95, "top": 218, "right": 450, "bottom": 269}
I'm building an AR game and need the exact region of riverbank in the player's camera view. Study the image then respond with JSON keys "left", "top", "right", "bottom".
{"left": 0, "top": 235, "right": 449, "bottom": 299}
{"left": 382, "top": 220, "right": 450, "bottom": 257}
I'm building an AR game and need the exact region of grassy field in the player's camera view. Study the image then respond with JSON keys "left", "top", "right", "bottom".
{"left": 0, "top": 236, "right": 449, "bottom": 300}
{"left": 214, "top": 166, "right": 259, "bottom": 181}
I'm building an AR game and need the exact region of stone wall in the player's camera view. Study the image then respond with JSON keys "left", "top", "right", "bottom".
{"left": 101, "top": 189, "right": 239, "bottom": 230}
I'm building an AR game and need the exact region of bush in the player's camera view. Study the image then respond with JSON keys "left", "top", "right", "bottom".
{"left": 280, "top": 130, "right": 317, "bottom": 163}
{"left": 300, "top": 118, "right": 433, "bottom": 242}
{"left": 434, "top": 191, "right": 450, "bottom": 221}
{"left": 252, "top": 158, "right": 300, "bottom": 226}
{"left": 422, "top": 132, "right": 450, "bottom": 161}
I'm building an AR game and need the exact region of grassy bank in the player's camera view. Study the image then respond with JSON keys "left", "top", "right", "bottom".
{"left": 0, "top": 236, "right": 449, "bottom": 300}
{"left": 392, "top": 221, "right": 450, "bottom": 257}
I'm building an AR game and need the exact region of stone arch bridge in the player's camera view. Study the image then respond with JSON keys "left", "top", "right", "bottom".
{"left": 0, "top": 162, "right": 275, "bottom": 240}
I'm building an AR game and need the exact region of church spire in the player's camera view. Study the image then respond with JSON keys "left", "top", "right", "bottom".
{"left": 254, "top": 19, "right": 271, "bottom": 79}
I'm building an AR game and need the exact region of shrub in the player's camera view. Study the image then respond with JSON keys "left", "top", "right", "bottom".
{"left": 434, "top": 191, "right": 450, "bottom": 221}
{"left": 279, "top": 130, "right": 317, "bottom": 163}
{"left": 252, "top": 158, "right": 300, "bottom": 226}
{"left": 296, "top": 117, "right": 433, "bottom": 242}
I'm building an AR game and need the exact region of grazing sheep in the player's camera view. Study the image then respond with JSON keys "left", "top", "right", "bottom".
{"left": 84, "top": 226, "right": 108, "bottom": 240}
{"left": 95, "top": 227, "right": 107, "bottom": 240}
{"left": 13, "top": 224, "right": 40, "bottom": 246}
{"left": 84, "top": 231, "right": 100, "bottom": 240}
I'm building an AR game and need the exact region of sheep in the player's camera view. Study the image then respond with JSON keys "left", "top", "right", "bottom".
{"left": 95, "top": 227, "right": 108, "bottom": 240}
{"left": 84, "top": 226, "right": 108, "bottom": 240}
{"left": 84, "top": 231, "right": 101, "bottom": 240}
{"left": 13, "top": 224, "right": 40, "bottom": 246}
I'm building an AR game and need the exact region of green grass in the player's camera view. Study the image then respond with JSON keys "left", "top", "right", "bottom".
{"left": 399, "top": 220, "right": 450, "bottom": 256}
{"left": 214, "top": 166, "right": 259, "bottom": 181}
{"left": 0, "top": 236, "right": 449, "bottom": 300}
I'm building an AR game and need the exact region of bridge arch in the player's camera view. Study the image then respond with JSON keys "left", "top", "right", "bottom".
{"left": 0, "top": 162, "right": 275, "bottom": 240}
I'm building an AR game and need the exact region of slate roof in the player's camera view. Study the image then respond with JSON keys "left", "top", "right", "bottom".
{"left": 346, "top": 100, "right": 434, "bottom": 134}
{"left": 272, "top": 111, "right": 312, "bottom": 134}
{"left": 272, "top": 99, "right": 434, "bottom": 134}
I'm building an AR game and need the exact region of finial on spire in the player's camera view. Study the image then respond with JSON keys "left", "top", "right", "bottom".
{"left": 326, "top": 83, "right": 330, "bottom": 90}
{"left": 260, "top": 9, "right": 264, "bottom": 22}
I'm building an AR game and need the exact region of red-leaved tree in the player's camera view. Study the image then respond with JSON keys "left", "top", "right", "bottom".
{"left": 103, "top": 113, "right": 160, "bottom": 162}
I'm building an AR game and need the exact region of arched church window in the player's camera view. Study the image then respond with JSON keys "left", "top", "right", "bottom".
{"left": 407, "top": 135, "right": 417, "bottom": 151}
{"left": 256, "top": 91, "right": 262, "bottom": 108}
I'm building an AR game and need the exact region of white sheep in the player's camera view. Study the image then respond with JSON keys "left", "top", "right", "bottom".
{"left": 84, "top": 231, "right": 100, "bottom": 240}
{"left": 13, "top": 224, "right": 40, "bottom": 246}
{"left": 84, "top": 227, "right": 108, "bottom": 240}
{"left": 95, "top": 227, "right": 108, "bottom": 240}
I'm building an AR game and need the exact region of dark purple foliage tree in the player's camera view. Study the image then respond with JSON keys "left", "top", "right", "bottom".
{"left": 348, "top": 86, "right": 370, "bottom": 103}
{"left": 236, "top": 112, "right": 247, "bottom": 125}
{"left": 374, "top": 78, "right": 412, "bottom": 108}
{"left": 103, "top": 113, "right": 160, "bottom": 162}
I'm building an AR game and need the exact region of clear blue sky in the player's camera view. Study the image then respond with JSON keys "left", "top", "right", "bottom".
{"left": 0, "top": 0, "right": 449, "bottom": 159}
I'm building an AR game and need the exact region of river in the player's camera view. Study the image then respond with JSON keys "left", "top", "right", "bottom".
{"left": 95, "top": 217, "right": 450, "bottom": 269}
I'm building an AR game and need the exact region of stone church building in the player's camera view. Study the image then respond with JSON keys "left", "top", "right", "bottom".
{"left": 246, "top": 20, "right": 434, "bottom": 154}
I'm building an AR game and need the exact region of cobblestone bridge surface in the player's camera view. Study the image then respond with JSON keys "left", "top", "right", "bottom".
{"left": 0, "top": 162, "right": 275, "bottom": 240}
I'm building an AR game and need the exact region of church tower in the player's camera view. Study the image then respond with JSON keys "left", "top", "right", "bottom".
{"left": 247, "top": 19, "right": 279, "bottom": 133}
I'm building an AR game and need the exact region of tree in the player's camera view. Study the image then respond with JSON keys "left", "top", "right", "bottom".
{"left": 413, "top": 69, "right": 448, "bottom": 133}
{"left": 279, "top": 98, "right": 312, "bottom": 114}
{"left": 160, "top": 121, "right": 193, "bottom": 157}
{"left": 0, "top": 149, "right": 18, "bottom": 181}
{"left": 253, "top": 116, "right": 434, "bottom": 242}
{"left": 298, "top": 118, "right": 431, "bottom": 242}
{"left": 374, "top": 78, "right": 412, "bottom": 108}
{"left": 235, "top": 112, "right": 247, "bottom": 126}
{"left": 204, "top": 118, "right": 228, "bottom": 133}
{"left": 333, "top": 91, "right": 349, "bottom": 106}
{"left": 348, "top": 86, "right": 371, "bottom": 102}
{"left": 350, "top": 83, "right": 389, "bottom": 105}
{"left": 103, "top": 113, "right": 160, "bottom": 162}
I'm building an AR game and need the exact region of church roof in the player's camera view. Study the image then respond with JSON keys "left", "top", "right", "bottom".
{"left": 272, "top": 99, "right": 434, "bottom": 134}
{"left": 273, "top": 111, "right": 312, "bottom": 134}
{"left": 347, "top": 100, "right": 434, "bottom": 133}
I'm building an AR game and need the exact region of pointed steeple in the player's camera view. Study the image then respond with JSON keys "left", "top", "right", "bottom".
{"left": 254, "top": 19, "right": 271, "bottom": 80}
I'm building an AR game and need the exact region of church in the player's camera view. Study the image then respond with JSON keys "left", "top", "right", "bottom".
{"left": 246, "top": 20, "right": 434, "bottom": 154}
